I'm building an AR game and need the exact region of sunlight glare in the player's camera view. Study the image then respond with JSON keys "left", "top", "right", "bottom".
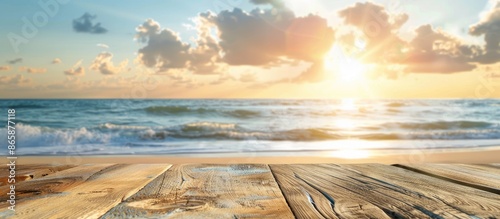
{"left": 340, "top": 98, "right": 357, "bottom": 111}
{"left": 338, "top": 58, "right": 367, "bottom": 82}
{"left": 330, "top": 149, "right": 371, "bottom": 159}
{"left": 335, "top": 119, "right": 355, "bottom": 129}
{"left": 324, "top": 44, "right": 368, "bottom": 83}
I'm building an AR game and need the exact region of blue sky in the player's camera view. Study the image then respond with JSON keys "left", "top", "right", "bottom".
{"left": 0, "top": 0, "right": 498, "bottom": 98}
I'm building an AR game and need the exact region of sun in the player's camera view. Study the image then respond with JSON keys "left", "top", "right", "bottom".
{"left": 337, "top": 58, "right": 367, "bottom": 82}
{"left": 324, "top": 44, "right": 368, "bottom": 83}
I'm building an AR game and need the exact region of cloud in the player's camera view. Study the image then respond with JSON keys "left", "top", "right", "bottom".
{"left": 90, "top": 52, "right": 128, "bottom": 75}
{"left": 19, "top": 67, "right": 47, "bottom": 74}
{"left": 187, "top": 15, "right": 227, "bottom": 75}
{"left": 239, "top": 72, "right": 257, "bottom": 83}
{"left": 135, "top": 18, "right": 226, "bottom": 75}
{"left": 404, "top": 24, "right": 478, "bottom": 73}
{"left": 0, "top": 74, "right": 32, "bottom": 86}
{"left": 73, "top": 13, "right": 108, "bottom": 34}
{"left": 250, "top": 0, "right": 285, "bottom": 9}
{"left": 159, "top": 70, "right": 204, "bottom": 88}
{"left": 97, "top": 43, "right": 109, "bottom": 49}
{"left": 204, "top": 8, "right": 334, "bottom": 65}
{"left": 338, "top": 2, "right": 408, "bottom": 63}
{"left": 135, "top": 19, "right": 190, "bottom": 71}
{"left": 64, "top": 60, "right": 85, "bottom": 76}
{"left": 52, "top": 58, "right": 62, "bottom": 64}
{"left": 135, "top": 3, "right": 334, "bottom": 81}
{"left": 134, "top": 1, "right": 495, "bottom": 84}
{"left": 209, "top": 74, "right": 236, "bottom": 85}
{"left": 7, "top": 58, "right": 23, "bottom": 65}
{"left": 337, "top": 2, "right": 485, "bottom": 75}
{"left": 199, "top": 7, "right": 334, "bottom": 81}
{"left": 469, "top": 2, "right": 500, "bottom": 64}
{"left": 0, "top": 66, "right": 11, "bottom": 71}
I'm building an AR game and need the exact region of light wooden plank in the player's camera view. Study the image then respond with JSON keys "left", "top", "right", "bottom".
{"left": 271, "top": 164, "right": 393, "bottom": 219}
{"left": 270, "top": 164, "right": 500, "bottom": 219}
{"left": 486, "top": 163, "right": 500, "bottom": 169}
{"left": 346, "top": 164, "right": 500, "bottom": 217}
{"left": 0, "top": 163, "right": 114, "bottom": 210}
{"left": 395, "top": 164, "right": 500, "bottom": 194}
{"left": 0, "top": 164, "right": 170, "bottom": 219}
{"left": 0, "top": 164, "right": 76, "bottom": 186}
{"left": 102, "top": 164, "right": 294, "bottom": 219}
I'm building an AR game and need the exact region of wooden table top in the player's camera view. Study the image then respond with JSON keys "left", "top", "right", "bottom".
{"left": 1, "top": 163, "right": 499, "bottom": 218}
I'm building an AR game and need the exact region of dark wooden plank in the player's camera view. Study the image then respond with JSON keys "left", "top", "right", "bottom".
{"left": 271, "top": 164, "right": 500, "bottom": 219}
{"left": 0, "top": 164, "right": 170, "bottom": 219}
{"left": 395, "top": 164, "right": 500, "bottom": 194}
{"left": 102, "top": 164, "right": 294, "bottom": 219}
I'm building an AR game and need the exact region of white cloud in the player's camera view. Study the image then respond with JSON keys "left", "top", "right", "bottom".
{"left": 90, "top": 52, "right": 128, "bottom": 75}
{"left": 52, "top": 58, "right": 62, "bottom": 64}
{"left": 64, "top": 60, "right": 85, "bottom": 76}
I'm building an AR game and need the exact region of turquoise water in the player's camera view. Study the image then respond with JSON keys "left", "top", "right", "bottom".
{"left": 1, "top": 99, "right": 500, "bottom": 155}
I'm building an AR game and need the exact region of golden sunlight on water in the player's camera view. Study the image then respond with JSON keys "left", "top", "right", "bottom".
{"left": 335, "top": 98, "right": 357, "bottom": 129}
{"left": 331, "top": 100, "right": 371, "bottom": 159}
{"left": 335, "top": 119, "right": 355, "bottom": 129}
{"left": 340, "top": 98, "right": 357, "bottom": 111}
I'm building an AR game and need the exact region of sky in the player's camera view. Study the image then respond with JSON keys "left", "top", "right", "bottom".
{"left": 0, "top": 0, "right": 499, "bottom": 99}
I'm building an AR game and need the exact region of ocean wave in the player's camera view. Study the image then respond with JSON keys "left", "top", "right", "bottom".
{"left": 145, "top": 106, "right": 215, "bottom": 115}
{"left": 226, "top": 109, "right": 261, "bottom": 118}
{"left": 98, "top": 123, "right": 150, "bottom": 130}
{"left": 0, "top": 123, "right": 118, "bottom": 147}
{"left": 139, "top": 127, "right": 338, "bottom": 141}
{"left": 386, "top": 102, "right": 405, "bottom": 107}
{"left": 384, "top": 121, "right": 495, "bottom": 130}
{"left": 6, "top": 104, "right": 46, "bottom": 109}
{"left": 144, "top": 105, "right": 261, "bottom": 118}
{"left": 2, "top": 121, "right": 500, "bottom": 148}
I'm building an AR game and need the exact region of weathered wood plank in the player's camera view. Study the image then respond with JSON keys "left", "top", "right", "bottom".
{"left": 395, "top": 164, "right": 500, "bottom": 194}
{"left": 0, "top": 164, "right": 170, "bottom": 219}
{"left": 0, "top": 163, "right": 114, "bottom": 210}
{"left": 486, "top": 163, "right": 500, "bottom": 169}
{"left": 102, "top": 164, "right": 294, "bottom": 219}
{"left": 270, "top": 164, "right": 500, "bottom": 219}
{"left": 347, "top": 164, "right": 500, "bottom": 217}
{"left": 270, "top": 164, "right": 392, "bottom": 219}
{"left": 0, "top": 164, "right": 76, "bottom": 186}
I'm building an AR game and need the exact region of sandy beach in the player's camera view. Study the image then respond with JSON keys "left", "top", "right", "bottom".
{"left": 6, "top": 147, "right": 500, "bottom": 165}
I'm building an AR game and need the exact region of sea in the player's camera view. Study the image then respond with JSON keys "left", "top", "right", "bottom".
{"left": 1, "top": 99, "right": 500, "bottom": 155}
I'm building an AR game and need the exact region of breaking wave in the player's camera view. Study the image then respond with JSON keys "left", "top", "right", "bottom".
{"left": 2, "top": 121, "right": 500, "bottom": 148}
{"left": 144, "top": 106, "right": 260, "bottom": 118}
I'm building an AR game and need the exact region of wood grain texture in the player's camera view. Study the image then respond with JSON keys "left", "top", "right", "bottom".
{"left": 0, "top": 164, "right": 170, "bottom": 219}
{"left": 0, "top": 163, "right": 113, "bottom": 211}
{"left": 0, "top": 164, "right": 76, "bottom": 186}
{"left": 270, "top": 164, "right": 500, "bottom": 219}
{"left": 487, "top": 163, "right": 500, "bottom": 168}
{"left": 102, "top": 164, "right": 294, "bottom": 219}
{"left": 395, "top": 164, "right": 500, "bottom": 194}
